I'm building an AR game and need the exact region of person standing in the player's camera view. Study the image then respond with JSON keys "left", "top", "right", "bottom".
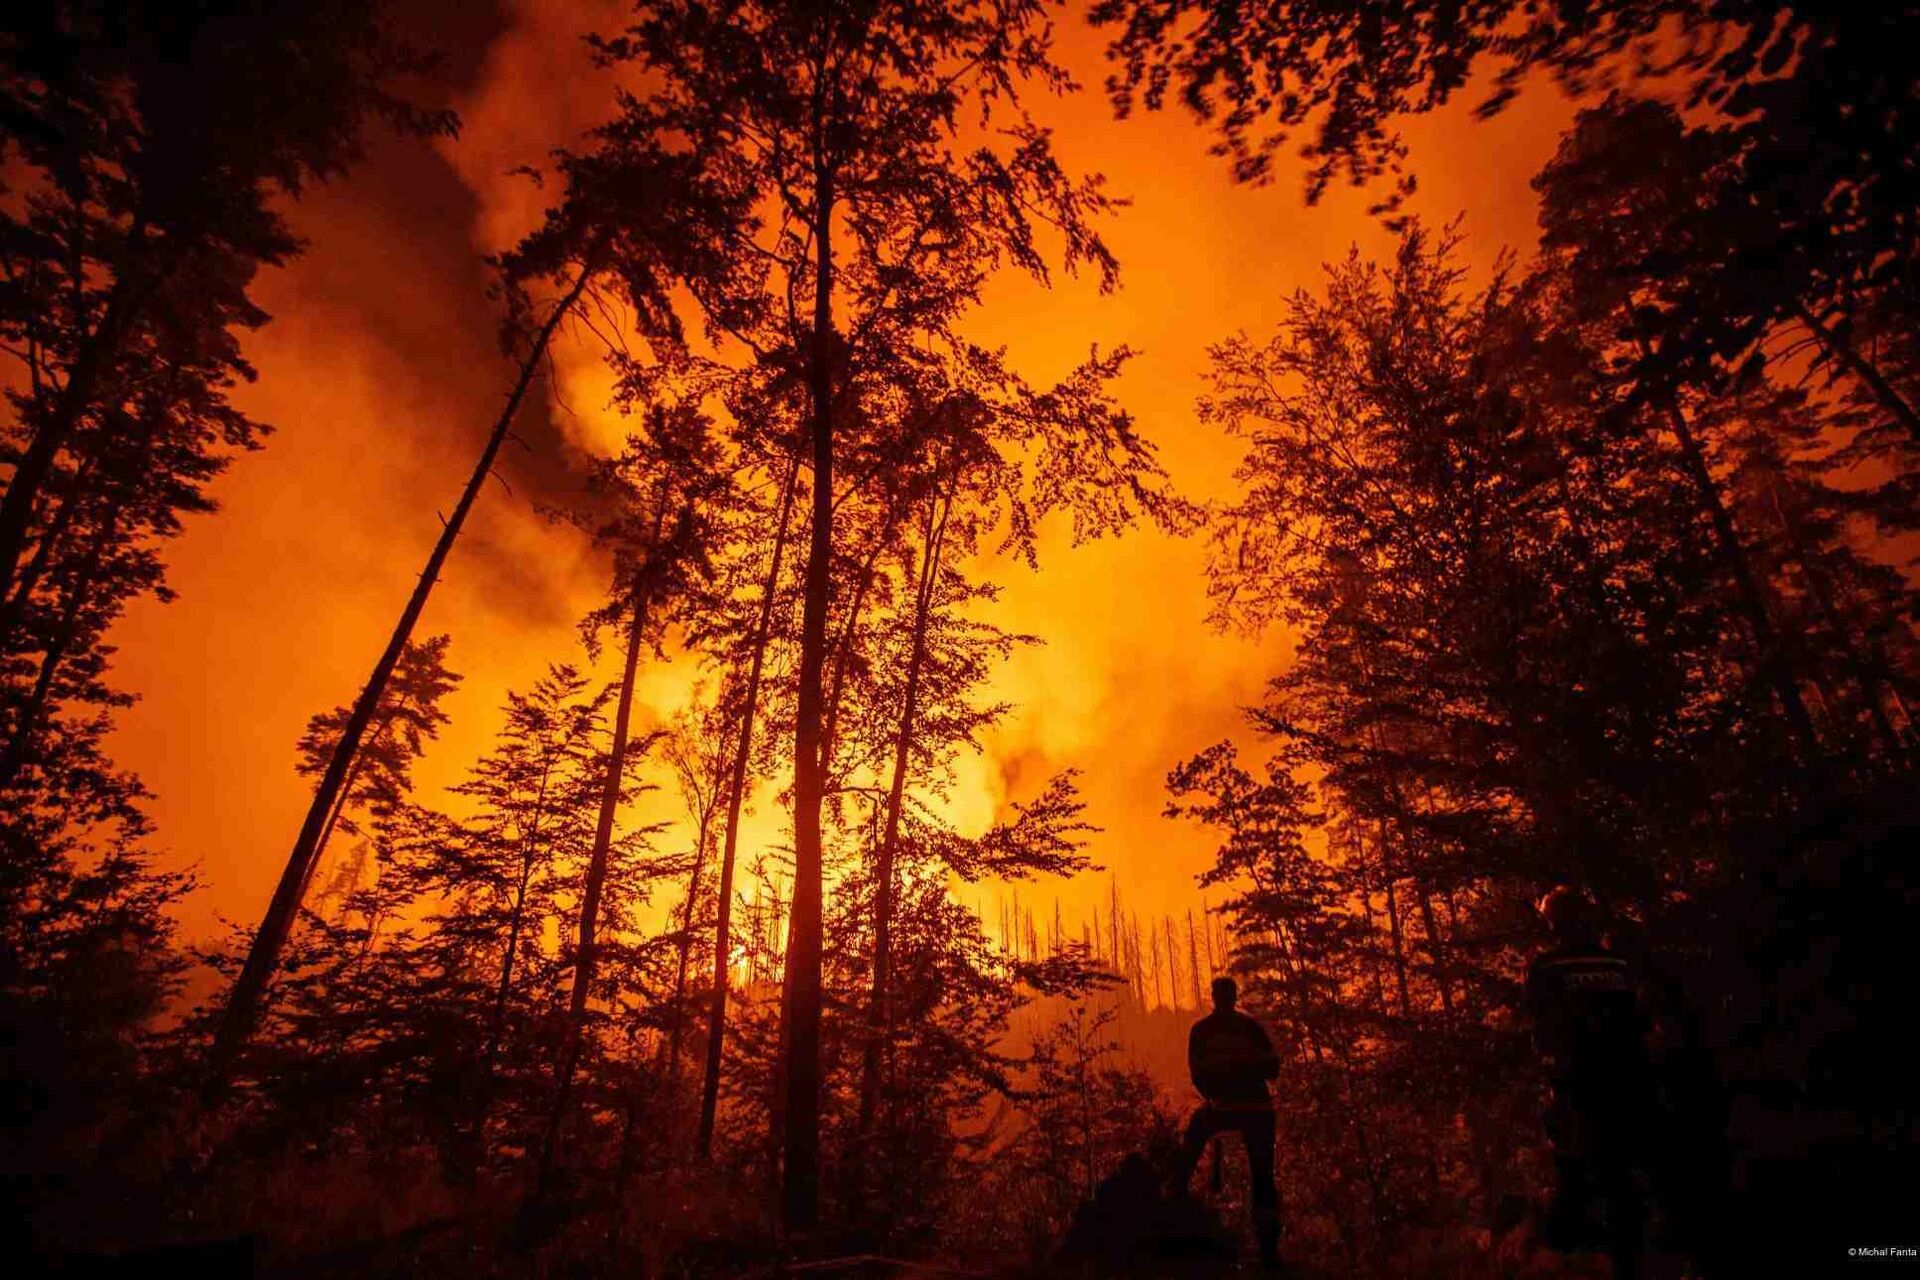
{"left": 1525, "top": 886, "right": 1653, "bottom": 1280}
{"left": 1168, "top": 976, "right": 1283, "bottom": 1273}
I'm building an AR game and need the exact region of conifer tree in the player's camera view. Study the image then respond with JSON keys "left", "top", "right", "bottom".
{"left": 536, "top": 401, "right": 735, "bottom": 1193}
{"left": 586, "top": 0, "right": 1129, "bottom": 1229}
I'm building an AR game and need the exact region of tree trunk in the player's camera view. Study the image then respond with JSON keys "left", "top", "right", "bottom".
{"left": 297, "top": 715, "right": 396, "bottom": 906}
{"left": 1268, "top": 908, "right": 1376, "bottom": 1266}
{"left": 445, "top": 790, "right": 550, "bottom": 1186}
{"left": 480, "top": 866, "right": 535, "bottom": 1079}
{"left": 1376, "top": 823, "right": 1413, "bottom": 1019}
{"left": 1162, "top": 916, "right": 1180, "bottom": 1010}
{"left": 1793, "top": 301, "right": 1920, "bottom": 445}
{"left": 1661, "top": 388, "right": 1820, "bottom": 755}
{"left": 480, "top": 762, "right": 557, "bottom": 1089}
{"left": 1356, "top": 884, "right": 1390, "bottom": 1016}
{"left": 856, "top": 485, "right": 951, "bottom": 1136}
{"left": 1760, "top": 469, "right": 1905, "bottom": 758}
{"left": 1637, "top": 333, "right": 1821, "bottom": 758}
{"left": 537, "top": 574, "right": 650, "bottom": 1194}
{"left": 1186, "top": 910, "right": 1204, "bottom": 1007}
{"left": 779, "top": 154, "right": 835, "bottom": 1234}
{"left": 818, "top": 501, "right": 902, "bottom": 779}
{"left": 0, "top": 449, "right": 98, "bottom": 647}
{"left": 1076, "top": 1033, "right": 1096, "bottom": 1199}
{"left": 1199, "top": 898, "right": 1216, "bottom": 981}
{"left": 616, "top": 802, "right": 712, "bottom": 1196}
{"left": 205, "top": 263, "right": 595, "bottom": 1096}
{"left": 0, "top": 263, "right": 148, "bottom": 606}
{"left": 1381, "top": 770, "right": 1454, "bottom": 1019}
{"left": 1415, "top": 886, "right": 1454, "bottom": 1020}
{"left": 662, "top": 806, "right": 714, "bottom": 1086}
{"left": 0, "top": 508, "right": 120, "bottom": 786}
{"left": 697, "top": 450, "right": 800, "bottom": 1156}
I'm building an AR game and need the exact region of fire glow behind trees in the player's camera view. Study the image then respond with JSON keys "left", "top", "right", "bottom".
{"left": 2, "top": 2, "right": 1915, "bottom": 1275}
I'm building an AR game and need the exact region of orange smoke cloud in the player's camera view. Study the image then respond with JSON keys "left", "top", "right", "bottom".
{"left": 103, "top": 6, "right": 1573, "bottom": 946}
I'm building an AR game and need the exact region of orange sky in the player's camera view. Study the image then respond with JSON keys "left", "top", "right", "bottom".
{"left": 104, "top": 2, "right": 1575, "bottom": 946}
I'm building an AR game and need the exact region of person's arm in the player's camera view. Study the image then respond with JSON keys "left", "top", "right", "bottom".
{"left": 1187, "top": 1023, "right": 1208, "bottom": 1097}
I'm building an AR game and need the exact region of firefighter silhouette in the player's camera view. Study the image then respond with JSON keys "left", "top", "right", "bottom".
{"left": 1167, "top": 976, "right": 1283, "bottom": 1272}
{"left": 1526, "top": 886, "right": 1653, "bottom": 1280}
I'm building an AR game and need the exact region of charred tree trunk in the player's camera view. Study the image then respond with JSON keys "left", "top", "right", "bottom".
{"left": 1186, "top": 910, "right": 1204, "bottom": 1007}
{"left": 1164, "top": 916, "right": 1182, "bottom": 1010}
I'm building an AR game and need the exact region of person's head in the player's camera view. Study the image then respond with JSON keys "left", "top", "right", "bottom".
{"left": 1210, "top": 976, "right": 1237, "bottom": 1011}
{"left": 1537, "top": 885, "right": 1599, "bottom": 946}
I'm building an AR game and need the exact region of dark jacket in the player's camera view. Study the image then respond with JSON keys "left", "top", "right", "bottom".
{"left": 1524, "top": 944, "right": 1651, "bottom": 1091}
{"left": 1187, "top": 1008, "right": 1279, "bottom": 1109}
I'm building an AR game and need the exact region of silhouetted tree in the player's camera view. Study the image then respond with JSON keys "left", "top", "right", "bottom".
{"left": 696, "top": 451, "right": 800, "bottom": 1157}
{"left": 590, "top": 0, "right": 1129, "bottom": 1231}
{"left": 206, "top": 262, "right": 599, "bottom": 1091}
{"left": 421, "top": 665, "right": 615, "bottom": 1171}
{"left": 535, "top": 400, "right": 736, "bottom": 1195}
{"left": 0, "top": 0, "right": 456, "bottom": 610}
{"left": 208, "top": 109, "right": 759, "bottom": 1089}
{"left": 1190, "top": 217, "right": 1917, "bottom": 1274}
{"left": 294, "top": 634, "right": 460, "bottom": 908}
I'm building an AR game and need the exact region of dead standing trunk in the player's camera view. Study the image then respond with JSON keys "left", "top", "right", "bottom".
{"left": 206, "top": 264, "right": 596, "bottom": 1096}
{"left": 1186, "top": 910, "right": 1204, "bottom": 1007}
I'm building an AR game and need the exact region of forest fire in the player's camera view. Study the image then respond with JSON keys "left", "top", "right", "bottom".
{"left": 2, "top": 2, "right": 1914, "bottom": 1278}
